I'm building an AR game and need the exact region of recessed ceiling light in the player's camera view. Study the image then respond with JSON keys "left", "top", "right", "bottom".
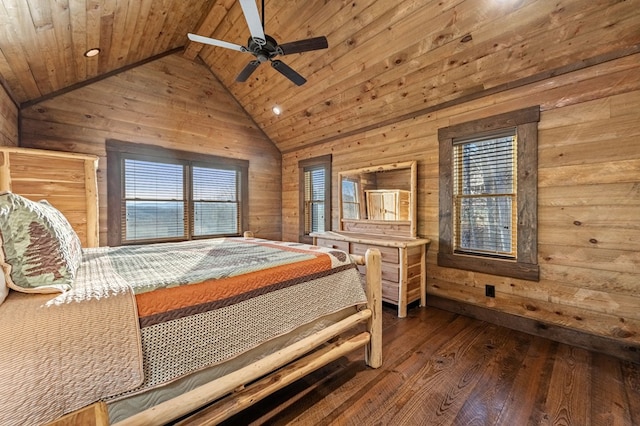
{"left": 272, "top": 106, "right": 282, "bottom": 116}
{"left": 84, "top": 48, "right": 101, "bottom": 57}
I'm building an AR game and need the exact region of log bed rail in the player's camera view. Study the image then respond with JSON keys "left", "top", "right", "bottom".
{"left": 111, "top": 245, "right": 382, "bottom": 426}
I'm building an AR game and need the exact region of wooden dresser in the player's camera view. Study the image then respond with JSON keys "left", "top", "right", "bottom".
{"left": 312, "top": 231, "right": 430, "bottom": 318}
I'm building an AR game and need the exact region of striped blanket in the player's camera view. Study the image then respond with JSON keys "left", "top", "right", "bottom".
{"left": 91, "top": 237, "right": 367, "bottom": 399}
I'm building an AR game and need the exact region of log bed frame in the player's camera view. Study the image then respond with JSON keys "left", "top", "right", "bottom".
{"left": 110, "top": 239, "right": 382, "bottom": 426}
{"left": 49, "top": 242, "right": 382, "bottom": 426}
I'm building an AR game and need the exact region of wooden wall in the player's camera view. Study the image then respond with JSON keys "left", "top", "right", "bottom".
{"left": 0, "top": 84, "right": 17, "bottom": 146}
{"left": 19, "top": 53, "right": 282, "bottom": 244}
{"left": 281, "top": 53, "right": 640, "bottom": 357}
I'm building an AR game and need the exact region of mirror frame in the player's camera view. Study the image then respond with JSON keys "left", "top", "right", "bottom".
{"left": 338, "top": 160, "right": 418, "bottom": 237}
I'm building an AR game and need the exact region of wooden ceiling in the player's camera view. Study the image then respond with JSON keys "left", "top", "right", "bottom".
{"left": 1, "top": 0, "right": 639, "bottom": 152}
{"left": 0, "top": 0, "right": 214, "bottom": 102}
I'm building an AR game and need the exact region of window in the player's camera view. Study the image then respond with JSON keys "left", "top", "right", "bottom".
{"left": 454, "top": 130, "right": 516, "bottom": 258}
{"left": 299, "top": 155, "right": 331, "bottom": 243}
{"left": 438, "top": 106, "right": 540, "bottom": 281}
{"left": 107, "top": 141, "right": 248, "bottom": 245}
{"left": 123, "top": 158, "right": 185, "bottom": 241}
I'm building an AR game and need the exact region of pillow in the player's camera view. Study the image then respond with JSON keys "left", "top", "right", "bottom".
{"left": 0, "top": 192, "right": 82, "bottom": 293}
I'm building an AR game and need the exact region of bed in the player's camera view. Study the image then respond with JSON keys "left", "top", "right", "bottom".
{"left": 0, "top": 190, "right": 382, "bottom": 426}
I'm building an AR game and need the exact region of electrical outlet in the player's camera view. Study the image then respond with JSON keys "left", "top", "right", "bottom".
{"left": 485, "top": 284, "right": 496, "bottom": 298}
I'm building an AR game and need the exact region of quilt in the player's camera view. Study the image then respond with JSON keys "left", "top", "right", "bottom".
{"left": 93, "top": 237, "right": 367, "bottom": 399}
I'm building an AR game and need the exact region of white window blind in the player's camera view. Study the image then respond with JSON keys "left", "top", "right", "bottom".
{"left": 123, "top": 159, "right": 186, "bottom": 241}
{"left": 453, "top": 131, "right": 517, "bottom": 258}
{"left": 192, "top": 166, "right": 239, "bottom": 236}
{"left": 122, "top": 159, "right": 242, "bottom": 243}
{"left": 304, "top": 167, "right": 326, "bottom": 234}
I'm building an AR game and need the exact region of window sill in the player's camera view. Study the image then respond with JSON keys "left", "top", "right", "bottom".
{"left": 437, "top": 252, "right": 539, "bottom": 281}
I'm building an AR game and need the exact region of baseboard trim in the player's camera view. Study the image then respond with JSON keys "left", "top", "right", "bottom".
{"left": 427, "top": 295, "right": 639, "bottom": 364}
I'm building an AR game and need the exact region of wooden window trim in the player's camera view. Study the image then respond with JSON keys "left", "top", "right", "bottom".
{"left": 106, "top": 140, "right": 249, "bottom": 246}
{"left": 298, "top": 154, "right": 332, "bottom": 244}
{"left": 437, "top": 106, "right": 540, "bottom": 281}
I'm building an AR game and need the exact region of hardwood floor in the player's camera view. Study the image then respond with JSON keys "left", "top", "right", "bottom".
{"left": 210, "top": 305, "right": 640, "bottom": 425}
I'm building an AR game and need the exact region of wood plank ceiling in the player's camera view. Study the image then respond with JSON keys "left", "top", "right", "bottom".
{"left": 1, "top": 0, "right": 639, "bottom": 152}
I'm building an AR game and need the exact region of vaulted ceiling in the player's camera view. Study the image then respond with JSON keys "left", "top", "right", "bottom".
{"left": 1, "top": 0, "right": 639, "bottom": 152}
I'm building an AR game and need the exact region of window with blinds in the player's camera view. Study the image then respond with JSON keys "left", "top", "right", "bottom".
{"left": 192, "top": 166, "right": 239, "bottom": 237}
{"left": 298, "top": 155, "right": 331, "bottom": 243}
{"left": 123, "top": 159, "right": 186, "bottom": 241}
{"left": 437, "top": 106, "right": 540, "bottom": 281}
{"left": 453, "top": 130, "right": 516, "bottom": 258}
{"left": 107, "top": 141, "right": 248, "bottom": 246}
{"left": 304, "top": 167, "right": 326, "bottom": 234}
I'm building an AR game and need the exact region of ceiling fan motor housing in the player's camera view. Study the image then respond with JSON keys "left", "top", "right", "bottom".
{"left": 248, "top": 35, "right": 280, "bottom": 62}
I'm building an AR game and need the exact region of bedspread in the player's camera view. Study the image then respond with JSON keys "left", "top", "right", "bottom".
{"left": 94, "top": 237, "right": 367, "bottom": 399}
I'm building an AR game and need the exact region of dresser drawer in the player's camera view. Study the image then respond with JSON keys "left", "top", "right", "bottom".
{"left": 315, "top": 238, "right": 350, "bottom": 253}
{"left": 350, "top": 243, "right": 399, "bottom": 264}
{"left": 357, "top": 263, "right": 399, "bottom": 283}
{"left": 381, "top": 280, "right": 399, "bottom": 304}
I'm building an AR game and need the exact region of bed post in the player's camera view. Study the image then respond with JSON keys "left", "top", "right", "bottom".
{"left": 365, "top": 248, "right": 382, "bottom": 368}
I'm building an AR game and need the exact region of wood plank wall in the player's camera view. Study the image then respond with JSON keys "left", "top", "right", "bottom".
{"left": 281, "top": 53, "right": 640, "bottom": 356}
{"left": 0, "top": 84, "right": 17, "bottom": 146}
{"left": 18, "top": 53, "right": 282, "bottom": 244}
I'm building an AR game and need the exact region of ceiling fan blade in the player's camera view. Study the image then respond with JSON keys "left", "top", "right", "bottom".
{"left": 239, "top": 0, "right": 266, "bottom": 45}
{"left": 236, "top": 60, "right": 261, "bottom": 82}
{"left": 271, "top": 60, "right": 306, "bottom": 86}
{"left": 278, "top": 36, "right": 328, "bottom": 55}
{"left": 187, "top": 33, "right": 247, "bottom": 52}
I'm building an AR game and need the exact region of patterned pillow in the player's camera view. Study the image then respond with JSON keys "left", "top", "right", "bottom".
{"left": 0, "top": 192, "right": 82, "bottom": 293}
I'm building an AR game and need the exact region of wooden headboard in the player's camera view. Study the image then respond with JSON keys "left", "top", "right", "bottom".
{"left": 0, "top": 147, "right": 99, "bottom": 247}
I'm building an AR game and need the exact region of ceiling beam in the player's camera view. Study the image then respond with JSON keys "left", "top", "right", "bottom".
{"left": 20, "top": 47, "right": 183, "bottom": 109}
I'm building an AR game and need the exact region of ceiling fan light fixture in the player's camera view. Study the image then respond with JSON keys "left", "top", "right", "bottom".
{"left": 84, "top": 48, "right": 101, "bottom": 57}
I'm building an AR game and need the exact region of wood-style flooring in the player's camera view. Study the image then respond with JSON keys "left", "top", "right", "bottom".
{"left": 210, "top": 305, "right": 640, "bottom": 425}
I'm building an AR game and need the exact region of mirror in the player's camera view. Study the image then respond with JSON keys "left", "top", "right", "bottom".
{"left": 339, "top": 161, "right": 417, "bottom": 237}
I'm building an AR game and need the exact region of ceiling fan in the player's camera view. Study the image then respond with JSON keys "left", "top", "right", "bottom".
{"left": 187, "top": 0, "right": 328, "bottom": 86}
